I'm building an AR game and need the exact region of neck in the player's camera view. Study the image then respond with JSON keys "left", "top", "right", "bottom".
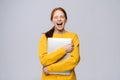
{"left": 54, "top": 29, "right": 66, "bottom": 34}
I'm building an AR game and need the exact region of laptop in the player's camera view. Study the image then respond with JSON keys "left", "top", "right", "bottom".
{"left": 48, "top": 38, "right": 72, "bottom": 75}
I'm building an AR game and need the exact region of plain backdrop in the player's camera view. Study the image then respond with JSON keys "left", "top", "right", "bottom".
{"left": 0, "top": 0, "right": 120, "bottom": 80}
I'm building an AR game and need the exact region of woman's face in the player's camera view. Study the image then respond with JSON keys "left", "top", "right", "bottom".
{"left": 52, "top": 10, "right": 66, "bottom": 32}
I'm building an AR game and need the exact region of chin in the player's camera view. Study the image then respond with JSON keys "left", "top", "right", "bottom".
{"left": 58, "top": 28, "right": 64, "bottom": 31}
{"left": 57, "top": 27, "right": 64, "bottom": 30}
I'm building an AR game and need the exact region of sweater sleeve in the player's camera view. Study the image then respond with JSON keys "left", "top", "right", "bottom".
{"left": 47, "top": 34, "right": 80, "bottom": 72}
{"left": 38, "top": 34, "right": 67, "bottom": 66}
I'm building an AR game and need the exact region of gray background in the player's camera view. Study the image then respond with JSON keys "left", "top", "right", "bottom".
{"left": 0, "top": 0, "right": 120, "bottom": 80}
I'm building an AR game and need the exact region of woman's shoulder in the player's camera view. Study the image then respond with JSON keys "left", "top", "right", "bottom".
{"left": 66, "top": 31, "right": 79, "bottom": 45}
{"left": 40, "top": 33, "right": 47, "bottom": 39}
{"left": 65, "top": 31, "right": 79, "bottom": 40}
{"left": 66, "top": 31, "right": 78, "bottom": 36}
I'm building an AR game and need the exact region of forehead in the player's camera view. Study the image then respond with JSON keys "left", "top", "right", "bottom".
{"left": 53, "top": 10, "right": 65, "bottom": 16}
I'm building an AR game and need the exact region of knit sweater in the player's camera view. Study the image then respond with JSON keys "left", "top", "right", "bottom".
{"left": 38, "top": 31, "right": 80, "bottom": 80}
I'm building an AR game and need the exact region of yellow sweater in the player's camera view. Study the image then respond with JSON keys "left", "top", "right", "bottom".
{"left": 38, "top": 31, "right": 80, "bottom": 80}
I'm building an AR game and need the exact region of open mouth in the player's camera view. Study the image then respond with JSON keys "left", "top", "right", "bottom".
{"left": 57, "top": 23, "right": 63, "bottom": 26}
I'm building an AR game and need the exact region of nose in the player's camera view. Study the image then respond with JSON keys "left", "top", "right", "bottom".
{"left": 57, "top": 17, "right": 61, "bottom": 21}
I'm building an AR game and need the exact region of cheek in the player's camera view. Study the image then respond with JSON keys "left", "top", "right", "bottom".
{"left": 52, "top": 20, "right": 55, "bottom": 23}
{"left": 62, "top": 20, "right": 66, "bottom": 24}
{"left": 62, "top": 19, "right": 66, "bottom": 23}
{"left": 52, "top": 19, "right": 57, "bottom": 22}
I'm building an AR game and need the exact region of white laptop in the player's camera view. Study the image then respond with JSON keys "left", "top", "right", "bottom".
{"left": 48, "top": 38, "right": 72, "bottom": 75}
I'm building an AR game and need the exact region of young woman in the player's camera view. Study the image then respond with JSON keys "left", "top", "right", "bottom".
{"left": 38, "top": 7, "right": 80, "bottom": 80}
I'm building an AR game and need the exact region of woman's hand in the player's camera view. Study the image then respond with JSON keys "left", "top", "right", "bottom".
{"left": 43, "top": 67, "right": 49, "bottom": 75}
{"left": 63, "top": 43, "right": 74, "bottom": 53}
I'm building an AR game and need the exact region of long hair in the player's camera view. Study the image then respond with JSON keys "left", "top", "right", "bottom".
{"left": 45, "top": 7, "right": 67, "bottom": 38}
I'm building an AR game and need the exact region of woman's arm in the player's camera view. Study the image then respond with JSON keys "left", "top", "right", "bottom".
{"left": 38, "top": 34, "right": 67, "bottom": 66}
{"left": 47, "top": 34, "right": 80, "bottom": 72}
